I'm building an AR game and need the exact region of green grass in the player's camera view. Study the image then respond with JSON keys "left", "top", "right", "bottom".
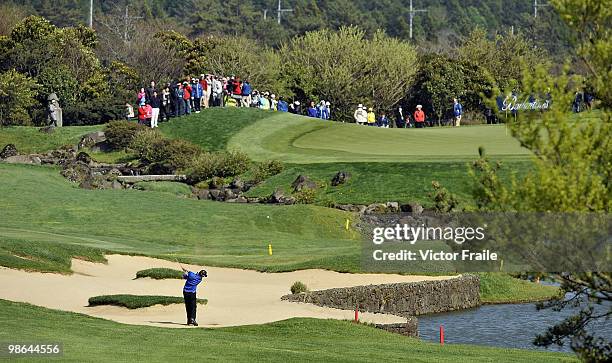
{"left": 479, "top": 273, "right": 561, "bottom": 304}
{"left": 0, "top": 163, "right": 360, "bottom": 272}
{"left": 0, "top": 125, "right": 102, "bottom": 153}
{"left": 245, "top": 161, "right": 532, "bottom": 206}
{"left": 87, "top": 295, "right": 206, "bottom": 309}
{"left": 133, "top": 181, "right": 193, "bottom": 197}
{"left": 0, "top": 299, "right": 576, "bottom": 362}
{"left": 226, "top": 113, "right": 531, "bottom": 163}
{"left": 160, "top": 107, "right": 272, "bottom": 151}
{"left": 135, "top": 268, "right": 184, "bottom": 280}
{"left": 0, "top": 238, "right": 107, "bottom": 273}
{"left": 89, "top": 149, "right": 137, "bottom": 164}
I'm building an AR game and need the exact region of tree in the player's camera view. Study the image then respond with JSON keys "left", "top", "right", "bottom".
{"left": 470, "top": 1, "right": 611, "bottom": 360}
{"left": 407, "top": 54, "right": 494, "bottom": 124}
{"left": 196, "top": 35, "right": 287, "bottom": 95}
{"left": 458, "top": 27, "right": 548, "bottom": 92}
{"left": 280, "top": 26, "right": 418, "bottom": 121}
{"left": 0, "top": 69, "right": 39, "bottom": 126}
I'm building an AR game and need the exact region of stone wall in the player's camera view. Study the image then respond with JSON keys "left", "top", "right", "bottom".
{"left": 375, "top": 317, "right": 418, "bottom": 337}
{"left": 281, "top": 275, "right": 480, "bottom": 317}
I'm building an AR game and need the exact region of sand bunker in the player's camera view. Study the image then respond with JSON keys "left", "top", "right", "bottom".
{"left": 0, "top": 255, "right": 453, "bottom": 328}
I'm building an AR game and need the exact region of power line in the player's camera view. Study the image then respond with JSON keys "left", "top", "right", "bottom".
{"left": 277, "top": 0, "right": 293, "bottom": 25}
{"left": 408, "top": 0, "right": 427, "bottom": 39}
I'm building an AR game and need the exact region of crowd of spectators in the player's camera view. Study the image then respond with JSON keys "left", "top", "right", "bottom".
{"left": 126, "top": 74, "right": 468, "bottom": 128}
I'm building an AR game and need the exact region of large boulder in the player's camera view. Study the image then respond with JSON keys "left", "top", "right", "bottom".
{"left": 0, "top": 144, "right": 18, "bottom": 159}
{"left": 291, "top": 175, "right": 317, "bottom": 192}
{"left": 78, "top": 131, "right": 106, "bottom": 150}
{"left": 230, "top": 177, "right": 245, "bottom": 191}
{"left": 400, "top": 202, "right": 424, "bottom": 215}
{"left": 61, "top": 161, "right": 91, "bottom": 184}
{"left": 2, "top": 155, "right": 42, "bottom": 165}
{"left": 75, "top": 151, "right": 92, "bottom": 165}
{"left": 331, "top": 171, "right": 351, "bottom": 186}
{"left": 364, "top": 203, "right": 388, "bottom": 215}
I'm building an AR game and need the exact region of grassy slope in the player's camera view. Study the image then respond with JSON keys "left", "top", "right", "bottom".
{"left": 0, "top": 164, "right": 360, "bottom": 272}
{"left": 159, "top": 107, "right": 272, "bottom": 151}
{"left": 0, "top": 300, "right": 575, "bottom": 362}
{"left": 245, "top": 161, "right": 532, "bottom": 205}
{"left": 88, "top": 295, "right": 207, "bottom": 309}
{"left": 479, "top": 273, "right": 560, "bottom": 304}
{"left": 0, "top": 125, "right": 102, "bottom": 153}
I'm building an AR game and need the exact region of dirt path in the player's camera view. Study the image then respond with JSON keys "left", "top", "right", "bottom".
{"left": 0, "top": 255, "right": 453, "bottom": 328}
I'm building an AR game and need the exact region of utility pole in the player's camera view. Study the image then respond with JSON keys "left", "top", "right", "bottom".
{"left": 277, "top": 0, "right": 293, "bottom": 25}
{"left": 88, "top": 0, "right": 93, "bottom": 28}
{"left": 408, "top": 0, "right": 427, "bottom": 39}
{"left": 534, "top": 0, "right": 549, "bottom": 18}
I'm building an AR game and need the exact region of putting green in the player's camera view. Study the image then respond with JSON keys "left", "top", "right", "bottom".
{"left": 228, "top": 113, "right": 530, "bottom": 163}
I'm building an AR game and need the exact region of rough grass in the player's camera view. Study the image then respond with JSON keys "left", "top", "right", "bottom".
{"left": 479, "top": 273, "right": 561, "bottom": 304}
{"left": 135, "top": 268, "right": 184, "bottom": 280}
{"left": 88, "top": 295, "right": 207, "bottom": 309}
{"left": 0, "top": 300, "right": 576, "bottom": 362}
{"left": 0, "top": 125, "right": 102, "bottom": 153}
{"left": 0, "top": 237, "right": 107, "bottom": 273}
{"left": 245, "top": 161, "right": 532, "bottom": 206}
{"left": 133, "top": 181, "right": 193, "bottom": 197}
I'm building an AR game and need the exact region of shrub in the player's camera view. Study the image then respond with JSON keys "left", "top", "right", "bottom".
{"left": 0, "top": 69, "right": 39, "bottom": 126}
{"left": 186, "top": 150, "right": 251, "bottom": 184}
{"left": 105, "top": 121, "right": 147, "bottom": 150}
{"left": 129, "top": 128, "right": 166, "bottom": 161}
{"left": 251, "top": 159, "right": 284, "bottom": 183}
{"left": 62, "top": 98, "right": 125, "bottom": 126}
{"left": 290, "top": 281, "right": 309, "bottom": 294}
{"left": 130, "top": 130, "right": 201, "bottom": 173}
{"left": 217, "top": 150, "right": 251, "bottom": 177}
{"left": 293, "top": 188, "right": 316, "bottom": 204}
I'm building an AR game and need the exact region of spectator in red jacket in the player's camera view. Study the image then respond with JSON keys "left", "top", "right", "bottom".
{"left": 414, "top": 105, "right": 425, "bottom": 128}
{"left": 138, "top": 104, "right": 147, "bottom": 125}
{"left": 182, "top": 81, "right": 192, "bottom": 115}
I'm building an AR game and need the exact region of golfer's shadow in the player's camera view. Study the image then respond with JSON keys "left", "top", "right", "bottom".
{"left": 149, "top": 321, "right": 189, "bottom": 326}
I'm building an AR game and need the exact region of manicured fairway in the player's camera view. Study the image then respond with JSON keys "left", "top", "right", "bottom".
{"left": 0, "top": 300, "right": 576, "bottom": 362}
{"left": 226, "top": 113, "right": 530, "bottom": 163}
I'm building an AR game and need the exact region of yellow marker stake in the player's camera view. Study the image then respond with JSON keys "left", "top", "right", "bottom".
{"left": 268, "top": 244, "right": 273, "bottom": 256}
{"left": 345, "top": 219, "right": 350, "bottom": 231}
{"left": 500, "top": 259, "right": 504, "bottom": 271}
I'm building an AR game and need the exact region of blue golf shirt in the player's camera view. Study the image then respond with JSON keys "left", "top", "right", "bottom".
{"left": 183, "top": 271, "right": 203, "bottom": 293}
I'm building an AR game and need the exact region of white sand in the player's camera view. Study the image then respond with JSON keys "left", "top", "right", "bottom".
{"left": 0, "top": 255, "right": 453, "bottom": 328}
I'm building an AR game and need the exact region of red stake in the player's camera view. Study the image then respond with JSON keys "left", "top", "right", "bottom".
{"left": 354, "top": 306, "right": 359, "bottom": 322}
{"left": 440, "top": 325, "right": 445, "bottom": 345}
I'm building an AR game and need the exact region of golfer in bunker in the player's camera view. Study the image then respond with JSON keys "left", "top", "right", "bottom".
{"left": 181, "top": 266, "right": 207, "bottom": 326}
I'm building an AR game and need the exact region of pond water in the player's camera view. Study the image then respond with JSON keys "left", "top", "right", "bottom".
{"left": 418, "top": 301, "right": 612, "bottom": 353}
